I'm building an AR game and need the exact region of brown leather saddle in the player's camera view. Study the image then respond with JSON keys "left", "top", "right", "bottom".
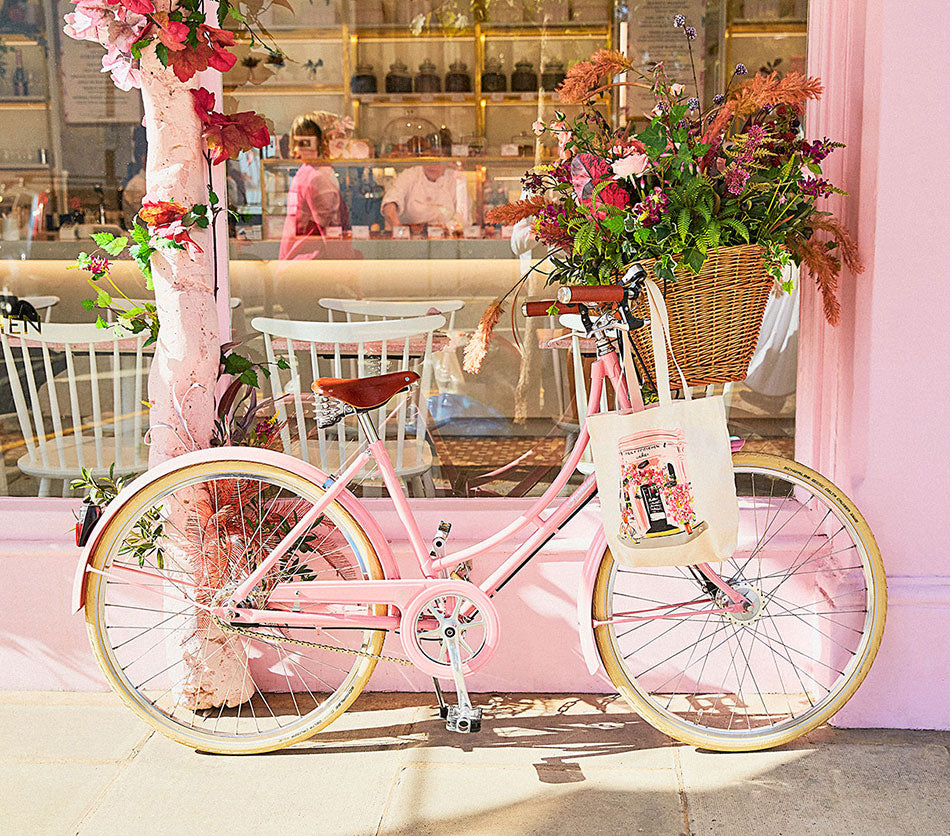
{"left": 312, "top": 370, "right": 420, "bottom": 410}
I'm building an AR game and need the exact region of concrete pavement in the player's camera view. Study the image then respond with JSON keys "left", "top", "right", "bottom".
{"left": 2, "top": 691, "right": 948, "bottom": 835}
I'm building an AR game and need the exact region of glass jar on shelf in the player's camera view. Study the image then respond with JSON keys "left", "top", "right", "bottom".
{"left": 350, "top": 63, "right": 377, "bottom": 94}
{"left": 541, "top": 58, "right": 566, "bottom": 92}
{"left": 445, "top": 60, "right": 472, "bottom": 93}
{"left": 481, "top": 56, "right": 507, "bottom": 92}
{"left": 512, "top": 130, "right": 535, "bottom": 157}
{"left": 385, "top": 59, "right": 413, "bottom": 94}
{"left": 461, "top": 133, "right": 487, "bottom": 157}
{"left": 382, "top": 109, "right": 443, "bottom": 156}
{"left": 511, "top": 59, "right": 538, "bottom": 93}
{"left": 414, "top": 59, "right": 441, "bottom": 93}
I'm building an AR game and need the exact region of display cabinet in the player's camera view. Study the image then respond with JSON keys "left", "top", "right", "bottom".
{"left": 222, "top": 0, "right": 614, "bottom": 243}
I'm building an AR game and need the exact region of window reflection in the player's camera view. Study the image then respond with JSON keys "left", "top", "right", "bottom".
{"left": 0, "top": 0, "right": 807, "bottom": 497}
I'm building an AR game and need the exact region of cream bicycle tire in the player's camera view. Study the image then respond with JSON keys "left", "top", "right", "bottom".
{"left": 84, "top": 457, "right": 386, "bottom": 755}
{"left": 593, "top": 452, "right": 887, "bottom": 752}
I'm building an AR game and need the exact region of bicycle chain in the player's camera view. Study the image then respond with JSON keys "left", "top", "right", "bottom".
{"left": 211, "top": 611, "right": 412, "bottom": 666}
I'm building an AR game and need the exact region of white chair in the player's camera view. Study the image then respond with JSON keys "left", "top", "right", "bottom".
{"left": 0, "top": 322, "right": 149, "bottom": 496}
{"left": 21, "top": 295, "right": 60, "bottom": 322}
{"left": 251, "top": 314, "right": 446, "bottom": 496}
{"left": 319, "top": 298, "right": 464, "bottom": 330}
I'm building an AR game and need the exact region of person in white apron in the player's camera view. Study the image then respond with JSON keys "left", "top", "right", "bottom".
{"left": 381, "top": 164, "right": 472, "bottom": 231}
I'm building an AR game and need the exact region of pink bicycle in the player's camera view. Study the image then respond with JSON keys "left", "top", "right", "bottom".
{"left": 74, "top": 274, "right": 886, "bottom": 754}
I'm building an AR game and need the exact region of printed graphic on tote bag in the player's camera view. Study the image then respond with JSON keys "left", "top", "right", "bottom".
{"left": 618, "top": 430, "right": 708, "bottom": 547}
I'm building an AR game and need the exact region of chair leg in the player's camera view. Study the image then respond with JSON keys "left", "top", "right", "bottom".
{"left": 61, "top": 480, "right": 72, "bottom": 498}
{"left": 421, "top": 471, "right": 436, "bottom": 497}
{"left": 38, "top": 477, "right": 50, "bottom": 497}
{"left": 0, "top": 457, "right": 8, "bottom": 496}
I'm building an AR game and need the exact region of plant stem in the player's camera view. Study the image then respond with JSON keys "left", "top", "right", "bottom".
{"left": 685, "top": 36, "right": 701, "bottom": 110}
{"left": 205, "top": 152, "right": 219, "bottom": 299}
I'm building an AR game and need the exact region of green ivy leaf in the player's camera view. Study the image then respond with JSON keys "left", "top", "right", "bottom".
{"left": 95, "top": 288, "right": 112, "bottom": 308}
{"left": 222, "top": 353, "right": 253, "bottom": 374}
{"left": 155, "top": 42, "right": 169, "bottom": 67}
{"left": 208, "top": 189, "right": 219, "bottom": 206}
{"left": 81, "top": 299, "right": 95, "bottom": 311}
{"left": 239, "top": 369, "right": 259, "bottom": 388}
{"left": 102, "top": 236, "right": 128, "bottom": 256}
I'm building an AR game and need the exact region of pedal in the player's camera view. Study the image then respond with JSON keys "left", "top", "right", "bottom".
{"left": 445, "top": 704, "right": 482, "bottom": 734}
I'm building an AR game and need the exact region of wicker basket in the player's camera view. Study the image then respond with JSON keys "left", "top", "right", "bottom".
{"left": 630, "top": 244, "right": 774, "bottom": 389}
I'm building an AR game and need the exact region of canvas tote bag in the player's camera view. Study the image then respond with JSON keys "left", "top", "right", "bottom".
{"left": 588, "top": 276, "right": 739, "bottom": 567}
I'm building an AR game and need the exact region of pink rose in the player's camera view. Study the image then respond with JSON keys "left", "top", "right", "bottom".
{"left": 101, "top": 47, "right": 141, "bottom": 91}
{"left": 531, "top": 119, "right": 546, "bottom": 136}
{"left": 670, "top": 83, "right": 685, "bottom": 96}
{"left": 612, "top": 153, "right": 650, "bottom": 178}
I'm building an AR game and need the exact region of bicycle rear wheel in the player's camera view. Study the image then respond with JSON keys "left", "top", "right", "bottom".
{"left": 84, "top": 457, "right": 386, "bottom": 754}
{"left": 593, "top": 452, "right": 886, "bottom": 752}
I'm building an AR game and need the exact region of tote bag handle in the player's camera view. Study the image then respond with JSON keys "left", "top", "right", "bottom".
{"left": 643, "top": 277, "right": 690, "bottom": 405}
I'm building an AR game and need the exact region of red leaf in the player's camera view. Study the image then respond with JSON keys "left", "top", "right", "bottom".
{"left": 191, "top": 87, "right": 216, "bottom": 123}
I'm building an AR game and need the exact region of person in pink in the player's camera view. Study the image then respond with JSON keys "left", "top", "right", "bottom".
{"left": 278, "top": 114, "right": 350, "bottom": 260}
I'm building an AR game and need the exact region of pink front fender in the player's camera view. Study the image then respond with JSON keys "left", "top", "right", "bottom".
{"left": 71, "top": 446, "right": 399, "bottom": 613}
{"left": 577, "top": 528, "right": 608, "bottom": 676}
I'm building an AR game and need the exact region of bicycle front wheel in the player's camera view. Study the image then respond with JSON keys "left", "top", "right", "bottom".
{"left": 594, "top": 452, "right": 886, "bottom": 752}
{"left": 84, "top": 456, "right": 387, "bottom": 754}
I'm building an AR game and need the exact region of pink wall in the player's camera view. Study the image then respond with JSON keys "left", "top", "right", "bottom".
{"left": 0, "top": 497, "right": 613, "bottom": 694}
{"left": 800, "top": 0, "right": 950, "bottom": 728}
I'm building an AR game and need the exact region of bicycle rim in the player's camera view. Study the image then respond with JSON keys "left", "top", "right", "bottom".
{"left": 594, "top": 452, "right": 887, "bottom": 751}
{"left": 84, "top": 458, "right": 386, "bottom": 754}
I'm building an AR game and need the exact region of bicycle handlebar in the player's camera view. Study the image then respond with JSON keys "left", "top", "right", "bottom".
{"left": 521, "top": 300, "right": 586, "bottom": 317}
{"left": 556, "top": 285, "right": 625, "bottom": 304}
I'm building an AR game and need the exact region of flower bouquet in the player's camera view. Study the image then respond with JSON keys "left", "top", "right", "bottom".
{"left": 467, "top": 14, "right": 861, "bottom": 383}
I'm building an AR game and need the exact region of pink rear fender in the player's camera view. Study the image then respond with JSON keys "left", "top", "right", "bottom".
{"left": 71, "top": 446, "right": 398, "bottom": 613}
{"left": 577, "top": 528, "right": 609, "bottom": 676}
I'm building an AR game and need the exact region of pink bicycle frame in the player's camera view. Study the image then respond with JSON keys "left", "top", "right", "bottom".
{"left": 223, "top": 344, "right": 748, "bottom": 628}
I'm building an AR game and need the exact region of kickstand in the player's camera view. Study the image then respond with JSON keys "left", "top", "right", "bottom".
{"left": 432, "top": 677, "right": 449, "bottom": 718}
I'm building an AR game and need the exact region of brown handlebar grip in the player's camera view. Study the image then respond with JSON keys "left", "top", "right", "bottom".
{"left": 521, "top": 301, "right": 585, "bottom": 317}
{"left": 556, "top": 285, "right": 624, "bottom": 304}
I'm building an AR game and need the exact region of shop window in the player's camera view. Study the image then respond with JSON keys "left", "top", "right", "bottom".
{"left": 0, "top": 0, "right": 806, "bottom": 498}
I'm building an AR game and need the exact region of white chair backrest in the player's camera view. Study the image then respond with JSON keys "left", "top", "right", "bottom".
{"left": 0, "top": 322, "right": 149, "bottom": 475}
{"left": 251, "top": 314, "right": 446, "bottom": 473}
{"left": 319, "top": 298, "right": 464, "bottom": 330}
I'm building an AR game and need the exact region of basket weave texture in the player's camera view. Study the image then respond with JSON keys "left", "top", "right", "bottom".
{"left": 631, "top": 244, "right": 774, "bottom": 389}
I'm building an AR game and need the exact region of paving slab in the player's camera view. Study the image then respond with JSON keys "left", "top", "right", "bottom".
{"left": 678, "top": 742, "right": 950, "bottom": 836}
{"left": 78, "top": 700, "right": 430, "bottom": 836}
{"left": 0, "top": 701, "right": 148, "bottom": 762}
{"left": 377, "top": 762, "right": 685, "bottom": 836}
{"left": 2, "top": 762, "right": 120, "bottom": 834}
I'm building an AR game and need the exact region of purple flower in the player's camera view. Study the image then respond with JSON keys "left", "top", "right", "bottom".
{"left": 673, "top": 14, "right": 686, "bottom": 27}
{"left": 633, "top": 187, "right": 669, "bottom": 226}
{"left": 801, "top": 177, "right": 834, "bottom": 198}
{"left": 712, "top": 93, "right": 725, "bottom": 105}
{"left": 761, "top": 103, "right": 774, "bottom": 114}
{"left": 684, "top": 26, "right": 697, "bottom": 40}
{"left": 735, "top": 63, "right": 748, "bottom": 76}
{"left": 746, "top": 124, "right": 766, "bottom": 148}
{"left": 725, "top": 166, "right": 751, "bottom": 194}
{"left": 686, "top": 96, "right": 700, "bottom": 111}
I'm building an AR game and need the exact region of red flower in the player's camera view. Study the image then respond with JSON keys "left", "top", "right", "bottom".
{"left": 139, "top": 200, "right": 188, "bottom": 227}
{"left": 107, "top": 0, "right": 155, "bottom": 15}
{"left": 191, "top": 89, "right": 270, "bottom": 164}
{"left": 151, "top": 12, "right": 189, "bottom": 52}
{"left": 166, "top": 24, "right": 237, "bottom": 82}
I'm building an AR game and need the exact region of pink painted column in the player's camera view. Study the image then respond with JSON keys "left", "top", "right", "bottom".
{"left": 805, "top": 0, "right": 950, "bottom": 728}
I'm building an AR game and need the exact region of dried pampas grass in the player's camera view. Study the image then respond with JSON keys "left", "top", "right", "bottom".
{"left": 462, "top": 300, "right": 505, "bottom": 374}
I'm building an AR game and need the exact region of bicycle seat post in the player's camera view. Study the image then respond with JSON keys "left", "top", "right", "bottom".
{"left": 356, "top": 410, "right": 380, "bottom": 444}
